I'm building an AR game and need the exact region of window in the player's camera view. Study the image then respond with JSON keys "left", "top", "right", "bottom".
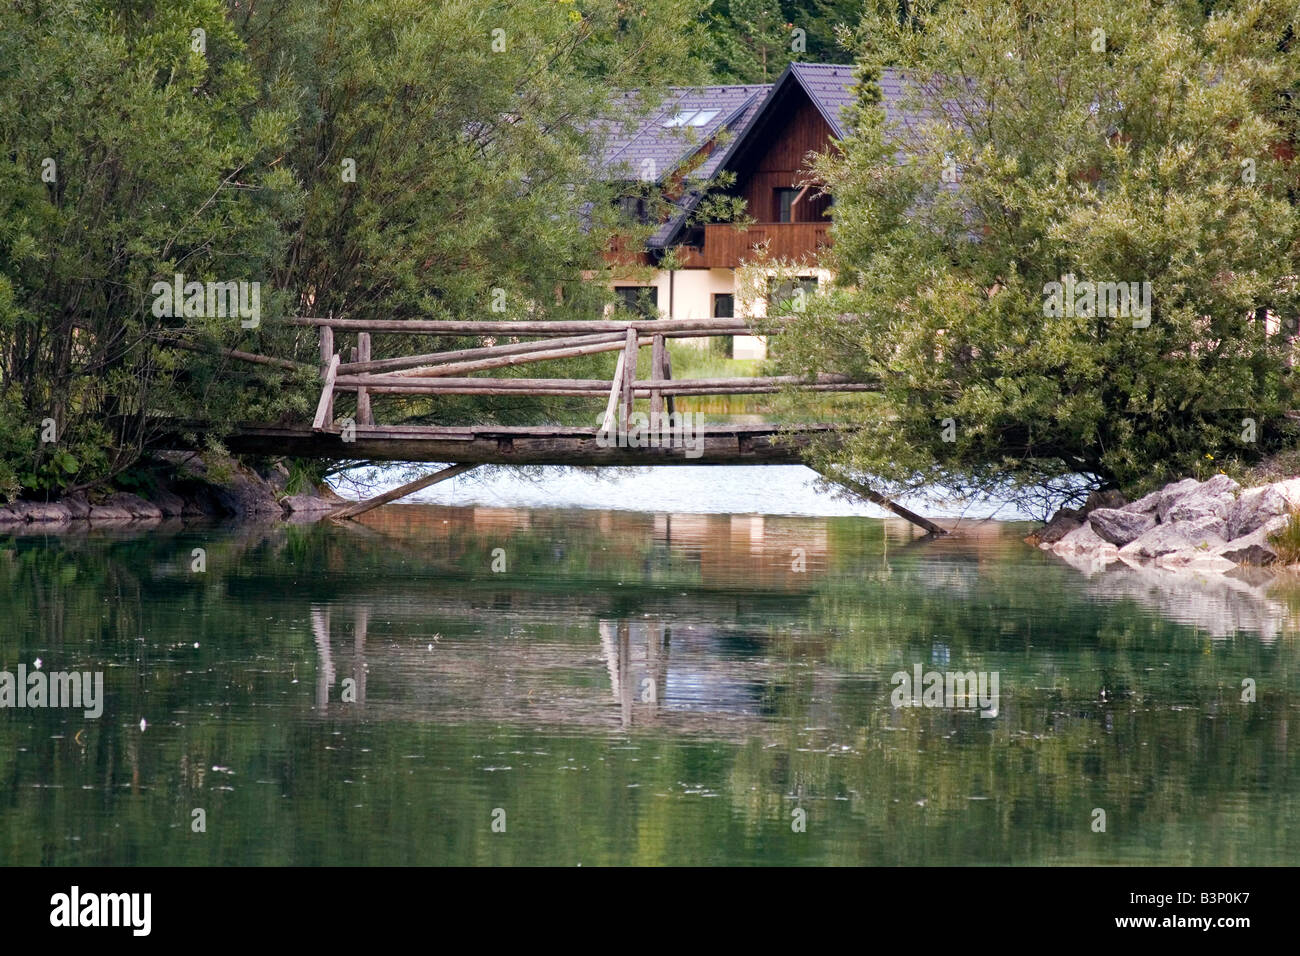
{"left": 614, "top": 286, "right": 659, "bottom": 318}
{"left": 768, "top": 277, "right": 818, "bottom": 315}
{"left": 618, "top": 195, "right": 650, "bottom": 224}
{"left": 712, "top": 293, "right": 735, "bottom": 319}
{"left": 665, "top": 107, "right": 721, "bottom": 128}
{"left": 775, "top": 188, "right": 801, "bottom": 223}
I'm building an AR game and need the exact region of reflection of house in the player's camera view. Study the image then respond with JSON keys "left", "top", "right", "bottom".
{"left": 598, "top": 64, "right": 908, "bottom": 358}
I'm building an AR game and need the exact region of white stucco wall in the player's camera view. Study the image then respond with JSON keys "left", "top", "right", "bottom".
{"left": 609, "top": 265, "right": 835, "bottom": 361}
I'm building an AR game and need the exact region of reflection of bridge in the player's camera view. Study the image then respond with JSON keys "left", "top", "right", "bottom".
{"left": 172, "top": 315, "right": 942, "bottom": 532}
{"left": 307, "top": 601, "right": 767, "bottom": 731}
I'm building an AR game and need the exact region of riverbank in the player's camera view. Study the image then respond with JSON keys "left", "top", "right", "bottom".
{"left": 0, "top": 453, "right": 338, "bottom": 527}
{"left": 1031, "top": 473, "right": 1300, "bottom": 572}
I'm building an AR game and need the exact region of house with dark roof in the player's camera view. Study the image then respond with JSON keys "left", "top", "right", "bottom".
{"left": 596, "top": 63, "right": 890, "bottom": 357}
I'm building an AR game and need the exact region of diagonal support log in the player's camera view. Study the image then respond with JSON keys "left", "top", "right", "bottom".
{"left": 814, "top": 468, "right": 948, "bottom": 536}
{"left": 331, "top": 463, "right": 479, "bottom": 519}
{"left": 312, "top": 353, "right": 341, "bottom": 431}
{"left": 600, "top": 347, "right": 628, "bottom": 435}
{"left": 150, "top": 334, "right": 311, "bottom": 371}
{"left": 342, "top": 330, "right": 629, "bottom": 375}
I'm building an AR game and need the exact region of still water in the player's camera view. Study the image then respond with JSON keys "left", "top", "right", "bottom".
{"left": 1, "top": 485, "right": 1297, "bottom": 865}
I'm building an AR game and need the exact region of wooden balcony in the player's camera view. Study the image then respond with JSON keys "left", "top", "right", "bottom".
{"left": 674, "top": 222, "right": 831, "bottom": 269}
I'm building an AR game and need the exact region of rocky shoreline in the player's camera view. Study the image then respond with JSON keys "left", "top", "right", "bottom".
{"left": 0, "top": 453, "right": 339, "bottom": 528}
{"left": 1032, "top": 473, "right": 1300, "bottom": 572}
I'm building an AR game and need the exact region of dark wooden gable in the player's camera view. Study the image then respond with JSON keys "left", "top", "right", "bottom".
{"left": 727, "top": 85, "right": 835, "bottom": 223}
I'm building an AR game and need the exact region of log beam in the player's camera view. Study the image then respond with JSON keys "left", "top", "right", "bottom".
{"left": 283, "top": 317, "right": 777, "bottom": 336}
{"left": 813, "top": 468, "right": 948, "bottom": 536}
{"left": 312, "top": 353, "right": 341, "bottom": 431}
{"left": 331, "top": 463, "right": 478, "bottom": 519}
{"left": 342, "top": 330, "right": 630, "bottom": 375}
{"left": 219, "top": 423, "right": 845, "bottom": 466}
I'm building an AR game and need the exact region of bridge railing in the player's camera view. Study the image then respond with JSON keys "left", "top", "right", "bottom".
{"left": 273, "top": 316, "right": 876, "bottom": 433}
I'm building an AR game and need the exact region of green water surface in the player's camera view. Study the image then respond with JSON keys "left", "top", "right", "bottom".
{"left": 1, "top": 505, "right": 1296, "bottom": 865}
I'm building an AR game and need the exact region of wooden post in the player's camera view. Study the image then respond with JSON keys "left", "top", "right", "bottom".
{"left": 319, "top": 325, "right": 335, "bottom": 426}
{"left": 620, "top": 328, "right": 637, "bottom": 428}
{"left": 356, "top": 332, "right": 373, "bottom": 426}
{"left": 331, "top": 463, "right": 479, "bottom": 519}
{"left": 649, "top": 334, "right": 666, "bottom": 424}
{"left": 662, "top": 342, "right": 675, "bottom": 416}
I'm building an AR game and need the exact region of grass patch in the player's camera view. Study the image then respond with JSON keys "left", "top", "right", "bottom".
{"left": 1267, "top": 508, "right": 1300, "bottom": 564}
{"left": 633, "top": 341, "right": 766, "bottom": 415}
{"left": 1242, "top": 448, "right": 1300, "bottom": 487}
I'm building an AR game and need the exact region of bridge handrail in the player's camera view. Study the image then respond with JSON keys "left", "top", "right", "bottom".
{"left": 278, "top": 316, "right": 805, "bottom": 336}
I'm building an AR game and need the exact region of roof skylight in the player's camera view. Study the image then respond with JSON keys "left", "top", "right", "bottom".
{"left": 664, "top": 108, "right": 721, "bottom": 128}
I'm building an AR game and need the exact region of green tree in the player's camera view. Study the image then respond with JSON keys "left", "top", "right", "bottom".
{"left": 779, "top": 0, "right": 1300, "bottom": 502}
{"left": 0, "top": 0, "right": 295, "bottom": 500}
{"left": 226, "top": 0, "right": 706, "bottom": 432}
{"left": 231, "top": 0, "right": 702, "bottom": 329}
{"left": 702, "top": 1, "right": 926, "bottom": 82}
{"left": 0, "top": 0, "right": 708, "bottom": 499}
{"left": 707, "top": 0, "right": 801, "bottom": 82}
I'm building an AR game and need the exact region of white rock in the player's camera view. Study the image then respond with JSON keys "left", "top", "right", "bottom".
{"left": 1122, "top": 490, "right": 1163, "bottom": 514}
{"left": 1121, "top": 516, "right": 1228, "bottom": 559}
{"left": 1053, "top": 521, "right": 1109, "bottom": 554}
{"left": 1217, "top": 515, "right": 1289, "bottom": 566}
{"left": 1088, "top": 507, "right": 1156, "bottom": 545}
{"left": 1155, "top": 478, "right": 1202, "bottom": 522}
{"left": 1164, "top": 475, "right": 1239, "bottom": 524}
{"left": 1272, "top": 477, "right": 1300, "bottom": 509}
{"left": 1226, "top": 484, "right": 1289, "bottom": 539}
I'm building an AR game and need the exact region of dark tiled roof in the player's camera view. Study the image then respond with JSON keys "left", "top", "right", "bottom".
{"left": 595, "top": 84, "right": 769, "bottom": 184}
{"left": 599, "top": 63, "right": 947, "bottom": 250}
{"left": 786, "top": 63, "right": 943, "bottom": 145}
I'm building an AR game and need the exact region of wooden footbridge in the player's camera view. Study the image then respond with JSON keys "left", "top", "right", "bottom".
{"left": 176, "top": 315, "right": 945, "bottom": 532}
